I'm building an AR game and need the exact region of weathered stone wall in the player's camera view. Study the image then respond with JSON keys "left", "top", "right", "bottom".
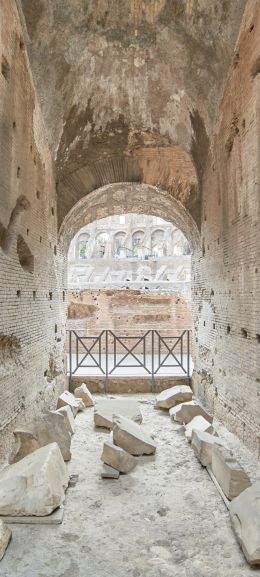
{"left": 67, "top": 288, "right": 191, "bottom": 334}
{"left": 192, "top": 0, "right": 260, "bottom": 457}
{"left": 0, "top": 0, "right": 66, "bottom": 460}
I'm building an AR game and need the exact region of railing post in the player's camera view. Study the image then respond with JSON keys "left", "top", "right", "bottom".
{"left": 187, "top": 330, "right": 190, "bottom": 378}
{"left": 105, "top": 329, "right": 108, "bottom": 393}
{"left": 151, "top": 330, "right": 155, "bottom": 392}
{"left": 69, "top": 330, "right": 72, "bottom": 383}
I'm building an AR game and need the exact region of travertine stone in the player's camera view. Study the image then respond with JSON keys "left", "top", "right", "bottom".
{"left": 113, "top": 415, "right": 156, "bottom": 456}
{"left": 0, "top": 443, "right": 69, "bottom": 516}
{"left": 57, "top": 391, "right": 85, "bottom": 416}
{"left": 101, "top": 439, "right": 136, "bottom": 473}
{"left": 169, "top": 401, "right": 213, "bottom": 425}
{"left": 0, "top": 520, "right": 12, "bottom": 560}
{"left": 185, "top": 416, "right": 213, "bottom": 441}
{"left": 10, "top": 430, "right": 40, "bottom": 464}
{"left": 74, "top": 383, "right": 94, "bottom": 407}
{"left": 55, "top": 405, "right": 75, "bottom": 434}
{"left": 211, "top": 445, "right": 251, "bottom": 500}
{"left": 11, "top": 411, "right": 72, "bottom": 463}
{"left": 101, "top": 464, "right": 120, "bottom": 479}
{"left": 156, "top": 385, "right": 193, "bottom": 409}
{"left": 229, "top": 482, "right": 260, "bottom": 566}
{"left": 191, "top": 430, "right": 224, "bottom": 466}
{"left": 94, "top": 398, "right": 142, "bottom": 429}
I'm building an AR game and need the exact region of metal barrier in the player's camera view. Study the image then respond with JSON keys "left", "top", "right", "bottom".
{"left": 68, "top": 329, "right": 190, "bottom": 379}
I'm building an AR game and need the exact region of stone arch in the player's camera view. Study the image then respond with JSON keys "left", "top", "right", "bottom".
{"left": 59, "top": 183, "right": 201, "bottom": 257}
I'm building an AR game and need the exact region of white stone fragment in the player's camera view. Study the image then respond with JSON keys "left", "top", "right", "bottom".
{"left": 101, "top": 439, "right": 136, "bottom": 473}
{"left": 54, "top": 405, "right": 75, "bottom": 434}
{"left": 0, "top": 520, "right": 12, "bottom": 560}
{"left": 94, "top": 398, "right": 142, "bottom": 429}
{"left": 211, "top": 444, "right": 251, "bottom": 500}
{"left": 113, "top": 414, "right": 156, "bottom": 456}
{"left": 169, "top": 400, "right": 213, "bottom": 424}
{"left": 74, "top": 383, "right": 94, "bottom": 407}
{"left": 229, "top": 482, "right": 260, "bottom": 566}
{"left": 156, "top": 385, "right": 193, "bottom": 409}
{"left": 57, "top": 391, "right": 85, "bottom": 416}
{"left": 101, "top": 464, "right": 120, "bottom": 479}
{"left": 191, "top": 429, "right": 224, "bottom": 466}
{"left": 185, "top": 415, "right": 213, "bottom": 441}
{"left": 0, "top": 443, "right": 69, "bottom": 516}
{"left": 11, "top": 411, "right": 72, "bottom": 463}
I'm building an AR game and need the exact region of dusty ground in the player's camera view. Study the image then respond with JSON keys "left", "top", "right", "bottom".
{"left": 1, "top": 394, "right": 260, "bottom": 577}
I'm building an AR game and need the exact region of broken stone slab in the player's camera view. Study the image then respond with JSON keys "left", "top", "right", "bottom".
{"left": 113, "top": 415, "right": 156, "bottom": 456}
{"left": 101, "top": 438, "right": 136, "bottom": 473}
{"left": 57, "top": 391, "right": 85, "bottom": 416}
{"left": 169, "top": 400, "right": 213, "bottom": 425}
{"left": 0, "top": 520, "right": 12, "bottom": 560}
{"left": 11, "top": 411, "right": 72, "bottom": 463}
{"left": 101, "top": 464, "right": 120, "bottom": 479}
{"left": 229, "top": 482, "right": 260, "bottom": 566}
{"left": 0, "top": 443, "right": 69, "bottom": 516}
{"left": 54, "top": 405, "right": 75, "bottom": 434}
{"left": 211, "top": 445, "right": 251, "bottom": 500}
{"left": 74, "top": 383, "right": 94, "bottom": 407}
{"left": 156, "top": 385, "right": 193, "bottom": 409}
{"left": 185, "top": 416, "right": 214, "bottom": 441}
{"left": 191, "top": 429, "right": 224, "bottom": 467}
{"left": 94, "top": 398, "right": 142, "bottom": 429}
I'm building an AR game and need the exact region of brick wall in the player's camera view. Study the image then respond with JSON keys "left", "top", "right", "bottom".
{"left": 192, "top": 0, "right": 260, "bottom": 457}
{"left": 0, "top": 1, "right": 66, "bottom": 460}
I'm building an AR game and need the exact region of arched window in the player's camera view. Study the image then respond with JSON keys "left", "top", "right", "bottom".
{"left": 114, "top": 231, "right": 126, "bottom": 257}
{"left": 78, "top": 233, "right": 89, "bottom": 259}
{"left": 151, "top": 229, "right": 165, "bottom": 257}
{"left": 132, "top": 230, "right": 145, "bottom": 258}
{"left": 95, "top": 232, "right": 109, "bottom": 258}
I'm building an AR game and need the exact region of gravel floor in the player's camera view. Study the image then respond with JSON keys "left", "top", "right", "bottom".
{"left": 1, "top": 394, "right": 260, "bottom": 577}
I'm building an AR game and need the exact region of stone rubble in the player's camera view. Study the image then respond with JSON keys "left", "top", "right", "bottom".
{"left": 169, "top": 400, "right": 213, "bottom": 425}
{"left": 191, "top": 429, "right": 225, "bottom": 467}
{"left": 0, "top": 520, "right": 12, "bottom": 561}
{"left": 94, "top": 398, "right": 142, "bottom": 429}
{"left": 211, "top": 444, "right": 251, "bottom": 500}
{"left": 0, "top": 443, "right": 69, "bottom": 516}
{"left": 156, "top": 385, "right": 193, "bottom": 409}
{"left": 101, "top": 464, "right": 120, "bottom": 479}
{"left": 101, "top": 438, "right": 137, "bottom": 473}
{"left": 185, "top": 415, "right": 214, "bottom": 441}
{"left": 54, "top": 405, "right": 75, "bottom": 434}
{"left": 229, "top": 481, "right": 260, "bottom": 566}
{"left": 113, "top": 414, "right": 156, "bottom": 456}
{"left": 74, "top": 383, "right": 94, "bottom": 407}
{"left": 57, "top": 391, "right": 85, "bottom": 416}
{"left": 11, "top": 411, "right": 72, "bottom": 463}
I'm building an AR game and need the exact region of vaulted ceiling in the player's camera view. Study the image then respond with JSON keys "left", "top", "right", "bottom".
{"left": 20, "top": 0, "right": 246, "bottom": 226}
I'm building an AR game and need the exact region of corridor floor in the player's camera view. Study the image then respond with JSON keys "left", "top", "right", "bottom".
{"left": 1, "top": 395, "right": 259, "bottom": 577}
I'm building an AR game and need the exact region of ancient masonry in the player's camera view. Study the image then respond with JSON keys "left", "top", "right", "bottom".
{"left": 0, "top": 0, "right": 260, "bottom": 572}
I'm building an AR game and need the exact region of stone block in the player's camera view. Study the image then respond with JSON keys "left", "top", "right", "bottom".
{"left": 74, "top": 383, "right": 94, "bottom": 407}
{"left": 57, "top": 391, "right": 85, "bottom": 416}
{"left": 191, "top": 429, "right": 224, "bottom": 466}
{"left": 0, "top": 443, "right": 69, "bottom": 516}
{"left": 211, "top": 445, "right": 251, "bottom": 500}
{"left": 54, "top": 405, "right": 75, "bottom": 434}
{"left": 185, "top": 415, "right": 213, "bottom": 441}
{"left": 229, "top": 482, "right": 260, "bottom": 566}
{"left": 94, "top": 398, "right": 142, "bottom": 429}
{"left": 0, "top": 520, "right": 12, "bottom": 560}
{"left": 101, "top": 464, "right": 120, "bottom": 479}
{"left": 156, "top": 385, "right": 193, "bottom": 409}
{"left": 101, "top": 439, "right": 136, "bottom": 473}
{"left": 113, "top": 415, "right": 156, "bottom": 456}
{"left": 11, "top": 411, "right": 72, "bottom": 463}
{"left": 169, "top": 400, "right": 213, "bottom": 424}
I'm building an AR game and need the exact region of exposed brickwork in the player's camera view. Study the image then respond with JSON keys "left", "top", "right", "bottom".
{"left": 0, "top": 1, "right": 66, "bottom": 459}
{"left": 192, "top": 0, "right": 260, "bottom": 457}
